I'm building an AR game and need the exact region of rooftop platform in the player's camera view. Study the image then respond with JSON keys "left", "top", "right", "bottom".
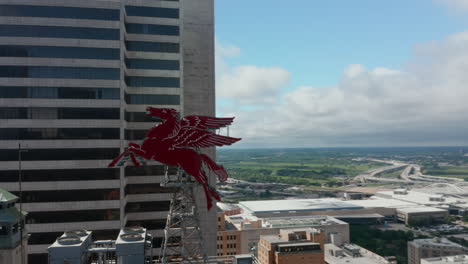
{"left": 239, "top": 198, "right": 364, "bottom": 214}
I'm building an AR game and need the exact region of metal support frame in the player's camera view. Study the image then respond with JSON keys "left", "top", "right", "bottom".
{"left": 159, "top": 167, "right": 208, "bottom": 264}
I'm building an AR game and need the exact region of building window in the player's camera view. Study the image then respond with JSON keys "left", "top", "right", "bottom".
{"left": 0, "top": 45, "right": 119, "bottom": 60}
{"left": 125, "top": 129, "right": 147, "bottom": 140}
{"left": 0, "top": 226, "right": 8, "bottom": 236}
{"left": 125, "top": 94, "right": 180, "bottom": 105}
{"left": 125, "top": 201, "right": 171, "bottom": 213}
{"left": 125, "top": 6, "right": 179, "bottom": 19}
{"left": 0, "top": 66, "right": 120, "bottom": 80}
{"left": 0, "top": 128, "right": 119, "bottom": 140}
{"left": 125, "top": 184, "right": 175, "bottom": 195}
{"left": 152, "top": 237, "right": 164, "bottom": 248}
{"left": 13, "top": 189, "right": 120, "bottom": 203}
{"left": 0, "top": 168, "right": 119, "bottom": 182}
{"left": 27, "top": 209, "right": 120, "bottom": 224}
{"left": 126, "top": 23, "right": 179, "bottom": 36}
{"left": 125, "top": 165, "right": 177, "bottom": 176}
{"left": 126, "top": 219, "right": 167, "bottom": 230}
{"left": 0, "top": 107, "right": 119, "bottom": 120}
{"left": 0, "top": 87, "right": 119, "bottom": 100}
{"left": 126, "top": 41, "right": 179, "bottom": 53}
{"left": 0, "top": 25, "right": 120, "bottom": 40}
{"left": 125, "top": 58, "right": 179, "bottom": 70}
{"left": 28, "top": 232, "right": 63, "bottom": 245}
{"left": 125, "top": 76, "right": 179, "bottom": 88}
{"left": 0, "top": 148, "right": 120, "bottom": 161}
{"left": 0, "top": 4, "right": 119, "bottom": 20}
{"left": 125, "top": 112, "right": 162, "bottom": 122}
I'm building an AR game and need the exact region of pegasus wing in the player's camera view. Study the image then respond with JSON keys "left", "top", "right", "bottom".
{"left": 165, "top": 127, "right": 240, "bottom": 148}
{"left": 181, "top": 115, "right": 234, "bottom": 130}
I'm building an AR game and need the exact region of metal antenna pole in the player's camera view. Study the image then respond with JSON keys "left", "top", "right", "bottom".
{"left": 159, "top": 166, "right": 208, "bottom": 263}
{"left": 18, "top": 143, "right": 27, "bottom": 264}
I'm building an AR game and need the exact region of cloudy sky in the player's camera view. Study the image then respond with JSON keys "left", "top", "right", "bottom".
{"left": 214, "top": 0, "right": 468, "bottom": 148}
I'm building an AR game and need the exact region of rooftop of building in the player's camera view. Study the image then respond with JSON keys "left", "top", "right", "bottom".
{"left": 217, "top": 202, "right": 240, "bottom": 212}
{"left": 348, "top": 196, "right": 418, "bottom": 208}
{"left": 414, "top": 183, "right": 468, "bottom": 197}
{"left": 410, "top": 238, "right": 465, "bottom": 248}
{"left": 277, "top": 241, "right": 320, "bottom": 248}
{"left": 422, "top": 255, "right": 468, "bottom": 263}
{"left": 376, "top": 190, "right": 466, "bottom": 206}
{"left": 225, "top": 214, "right": 348, "bottom": 231}
{"left": 325, "top": 244, "right": 394, "bottom": 264}
{"left": 262, "top": 215, "right": 348, "bottom": 228}
{"left": 239, "top": 198, "right": 364, "bottom": 214}
{"left": 0, "top": 188, "right": 18, "bottom": 203}
{"left": 396, "top": 206, "right": 447, "bottom": 214}
{"left": 260, "top": 227, "right": 321, "bottom": 244}
{"left": 238, "top": 196, "right": 422, "bottom": 214}
{"left": 334, "top": 213, "right": 384, "bottom": 219}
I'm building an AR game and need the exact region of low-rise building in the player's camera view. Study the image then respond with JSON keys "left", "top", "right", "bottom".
{"left": 236, "top": 197, "right": 451, "bottom": 225}
{"left": 396, "top": 207, "right": 448, "bottom": 226}
{"left": 217, "top": 212, "right": 349, "bottom": 256}
{"left": 0, "top": 188, "right": 28, "bottom": 264}
{"left": 376, "top": 189, "right": 468, "bottom": 215}
{"left": 325, "top": 243, "right": 397, "bottom": 264}
{"left": 421, "top": 255, "right": 468, "bottom": 263}
{"left": 408, "top": 238, "right": 466, "bottom": 264}
{"left": 257, "top": 228, "right": 325, "bottom": 264}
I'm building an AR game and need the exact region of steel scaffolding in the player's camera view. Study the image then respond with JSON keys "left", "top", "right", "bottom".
{"left": 159, "top": 167, "right": 208, "bottom": 264}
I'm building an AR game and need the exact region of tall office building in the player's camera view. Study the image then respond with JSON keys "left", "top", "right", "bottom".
{"left": 0, "top": 0, "right": 215, "bottom": 263}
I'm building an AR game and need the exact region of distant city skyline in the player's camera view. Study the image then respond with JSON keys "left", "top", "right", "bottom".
{"left": 215, "top": 0, "right": 468, "bottom": 148}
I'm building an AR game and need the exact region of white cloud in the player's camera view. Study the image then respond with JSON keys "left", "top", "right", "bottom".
{"left": 217, "top": 66, "right": 290, "bottom": 104}
{"left": 216, "top": 41, "right": 290, "bottom": 105}
{"left": 217, "top": 31, "right": 468, "bottom": 147}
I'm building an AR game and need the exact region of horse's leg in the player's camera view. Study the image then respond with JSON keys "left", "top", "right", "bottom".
{"left": 108, "top": 149, "right": 131, "bottom": 167}
{"left": 179, "top": 162, "right": 213, "bottom": 209}
{"left": 128, "top": 146, "right": 153, "bottom": 160}
{"left": 129, "top": 142, "right": 140, "bottom": 148}
{"left": 109, "top": 144, "right": 148, "bottom": 167}
{"left": 129, "top": 152, "right": 141, "bottom": 167}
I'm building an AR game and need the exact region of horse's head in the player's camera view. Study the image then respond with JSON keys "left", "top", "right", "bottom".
{"left": 146, "top": 107, "right": 178, "bottom": 120}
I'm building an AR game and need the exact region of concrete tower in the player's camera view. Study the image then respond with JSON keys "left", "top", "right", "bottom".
{"left": 0, "top": 0, "right": 215, "bottom": 262}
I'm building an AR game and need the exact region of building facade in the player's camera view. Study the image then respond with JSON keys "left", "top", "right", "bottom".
{"left": 0, "top": 0, "right": 215, "bottom": 262}
{"left": 408, "top": 238, "right": 466, "bottom": 264}
{"left": 216, "top": 211, "right": 349, "bottom": 256}
{"left": 257, "top": 228, "right": 325, "bottom": 264}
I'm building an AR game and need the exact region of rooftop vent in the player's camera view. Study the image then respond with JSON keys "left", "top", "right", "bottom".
{"left": 429, "top": 195, "right": 445, "bottom": 202}
{"left": 120, "top": 233, "right": 143, "bottom": 242}
{"left": 65, "top": 230, "right": 88, "bottom": 237}
{"left": 123, "top": 226, "right": 145, "bottom": 234}
{"left": 394, "top": 189, "right": 408, "bottom": 195}
{"left": 57, "top": 236, "right": 81, "bottom": 245}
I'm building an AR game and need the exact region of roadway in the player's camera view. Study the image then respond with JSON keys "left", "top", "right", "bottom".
{"left": 354, "top": 159, "right": 463, "bottom": 185}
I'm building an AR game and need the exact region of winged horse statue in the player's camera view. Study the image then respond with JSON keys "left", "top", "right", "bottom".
{"left": 108, "top": 107, "right": 241, "bottom": 209}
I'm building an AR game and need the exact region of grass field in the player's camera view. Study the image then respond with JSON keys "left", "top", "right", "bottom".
{"left": 378, "top": 168, "right": 405, "bottom": 179}
{"left": 221, "top": 154, "right": 387, "bottom": 187}
{"left": 423, "top": 166, "right": 468, "bottom": 180}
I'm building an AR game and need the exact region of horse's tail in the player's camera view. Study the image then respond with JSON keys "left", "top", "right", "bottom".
{"left": 200, "top": 154, "right": 229, "bottom": 182}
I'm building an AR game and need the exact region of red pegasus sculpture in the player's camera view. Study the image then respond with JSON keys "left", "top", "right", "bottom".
{"left": 109, "top": 107, "right": 241, "bottom": 209}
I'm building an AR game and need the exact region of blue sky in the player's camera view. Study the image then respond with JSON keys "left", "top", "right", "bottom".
{"left": 214, "top": 0, "right": 468, "bottom": 147}
{"left": 216, "top": 0, "right": 468, "bottom": 88}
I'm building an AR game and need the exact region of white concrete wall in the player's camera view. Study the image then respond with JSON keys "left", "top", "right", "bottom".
{"left": 181, "top": 0, "right": 216, "bottom": 256}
